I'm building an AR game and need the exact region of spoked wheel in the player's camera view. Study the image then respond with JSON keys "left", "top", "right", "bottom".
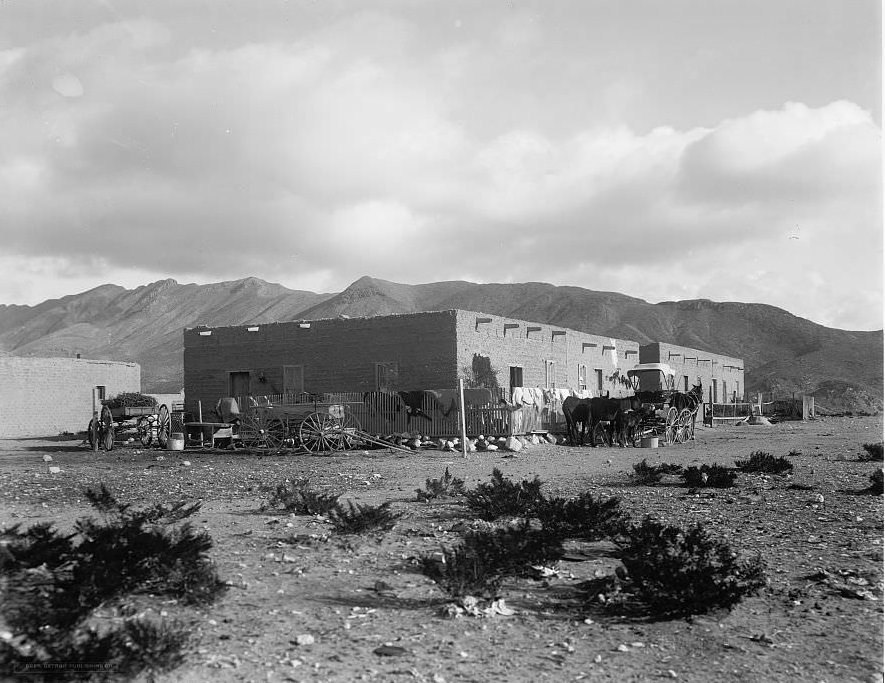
{"left": 591, "top": 421, "right": 612, "bottom": 448}
{"left": 675, "top": 409, "right": 693, "bottom": 444}
{"left": 239, "top": 412, "right": 287, "bottom": 451}
{"left": 330, "top": 413, "right": 362, "bottom": 451}
{"left": 663, "top": 407, "right": 679, "bottom": 445}
{"left": 299, "top": 412, "right": 339, "bottom": 453}
{"left": 88, "top": 417, "right": 101, "bottom": 452}
{"left": 100, "top": 406, "right": 115, "bottom": 451}
{"left": 137, "top": 416, "right": 153, "bottom": 447}
{"left": 156, "top": 405, "right": 171, "bottom": 449}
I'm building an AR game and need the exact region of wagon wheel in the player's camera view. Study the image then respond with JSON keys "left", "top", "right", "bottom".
{"left": 137, "top": 416, "right": 153, "bottom": 447}
{"left": 685, "top": 408, "right": 697, "bottom": 441}
{"left": 100, "top": 406, "right": 115, "bottom": 451}
{"left": 663, "top": 407, "right": 679, "bottom": 445}
{"left": 156, "top": 405, "right": 171, "bottom": 449}
{"left": 88, "top": 417, "right": 100, "bottom": 452}
{"left": 592, "top": 421, "right": 612, "bottom": 448}
{"left": 675, "top": 409, "right": 693, "bottom": 444}
{"left": 299, "top": 412, "right": 338, "bottom": 453}
{"left": 331, "top": 413, "right": 362, "bottom": 451}
{"left": 239, "top": 412, "right": 287, "bottom": 452}
{"left": 102, "top": 422, "right": 116, "bottom": 451}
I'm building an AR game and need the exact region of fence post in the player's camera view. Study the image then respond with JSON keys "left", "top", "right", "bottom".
{"left": 459, "top": 379, "right": 468, "bottom": 459}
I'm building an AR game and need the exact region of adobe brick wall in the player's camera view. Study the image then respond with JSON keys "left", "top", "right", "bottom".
{"left": 183, "top": 312, "right": 459, "bottom": 413}
{"left": 454, "top": 310, "right": 640, "bottom": 397}
{"left": 0, "top": 357, "right": 140, "bottom": 438}
{"left": 639, "top": 342, "right": 745, "bottom": 402}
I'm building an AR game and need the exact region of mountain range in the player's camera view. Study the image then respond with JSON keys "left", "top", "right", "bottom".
{"left": 1, "top": 276, "right": 881, "bottom": 413}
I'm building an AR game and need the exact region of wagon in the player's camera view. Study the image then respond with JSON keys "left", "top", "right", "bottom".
{"left": 188, "top": 395, "right": 364, "bottom": 453}
{"left": 87, "top": 403, "right": 172, "bottom": 451}
{"left": 626, "top": 363, "right": 698, "bottom": 446}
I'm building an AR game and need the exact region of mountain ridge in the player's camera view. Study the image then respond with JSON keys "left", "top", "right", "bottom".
{"left": 0, "top": 276, "right": 880, "bottom": 413}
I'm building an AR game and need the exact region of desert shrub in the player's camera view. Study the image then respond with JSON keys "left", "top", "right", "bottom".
{"left": 734, "top": 451, "right": 794, "bottom": 475}
{"left": 0, "top": 484, "right": 224, "bottom": 678}
{"left": 860, "top": 442, "right": 884, "bottom": 462}
{"left": 264, "top": 478, "right": 339, "bottom": 515}
{"left": 682, "top": 464, "right": 737, "bottom": 488}
{"left": 616, "top": 517, "right": 766, "bottom": 616}
{"left": 629, "top": 460, "right": 684, "bottom": 486}
{"left": 536, "top": 492, "right": 625, "bottom": 540}
{"left": 464, "top": 468, "right": 544, "bottom": 521}
{"left": 416, "top": 467, "right": 467, "bottom": 502}
{"left": 867, "top": 469, "right": 884, "bottom": 494}
{"left": 102, "top": 392, "right": 158, "bottom": 409}
{"left": 327, "top": 500, "right": 401, "bottom": 534}
{"left": 420, "top": 522, "right": 563, "bottom": 598}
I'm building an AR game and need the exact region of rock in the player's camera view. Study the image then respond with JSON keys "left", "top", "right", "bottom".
{"left": 42, "top": 455, "right": 52, "bottom": 462}
{"left": 531, "top": 434, "right": 541, "bottom": 445}
{"left": 504, "top": 436, "right": 523, "bottom": 452}
{"left": 485, "top": 444, "right": 498, "bottom": 451}
{"left": 48, "top": 466, "right": 61, "bottom": 474}
{"left": 545, "top": 434, "right": 557, "bottom": 444}
{"left": 373, "top": 644, "right": 406, "bottom": 657}
{"left": 467, "top": 441, "right": 477, "bottom": 453}
{"left": 294, "top": 634, "right": 315, "bottom": 646}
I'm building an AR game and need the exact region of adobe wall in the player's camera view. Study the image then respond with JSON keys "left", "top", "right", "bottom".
{"left": 639, "top": 342, "right": 745, "bottom": 402}
{"left": 183, "top": 312, "right": 459, "bottom": 413}
{"left": 0, "top": 357, "right": 140, "bottom": 438}
{"left": 454, "top": 311, "right": 640, "bottom": 397}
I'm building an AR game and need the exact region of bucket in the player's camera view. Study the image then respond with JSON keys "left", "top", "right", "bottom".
{"left": 167, "top": 432, "right": 185, "bottom": 451}
{"left": 640, "top": 436, "right": 659, "bottom": 449}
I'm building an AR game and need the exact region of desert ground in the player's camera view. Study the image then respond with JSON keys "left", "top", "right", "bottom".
{"left": 1, "top": 415, "right": 882, "bottom": 683}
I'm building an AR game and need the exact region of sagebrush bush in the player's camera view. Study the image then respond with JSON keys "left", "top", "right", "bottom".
{"left": 616, "top": 517, "right": 766, "bottom": 616}
{"left": 536, "top": 492, "right": 624, "bottom": 540}
{"left": 420, "top": 522, "right": 563, "bottom": 598}
{"left": 734, "top": 451, "right": 794, "bottom": 475}
{"left": 0, "top": 484, "right": 224, "bottom": 678}
{"left": 264, "top": 478, "right": 340, "bottom": 515}
{"left": 416, "top": 467, "right": 467, "bottom": 502}
{"left": 629, "top": 460, "right": 684, "bottom": 486}
{"left": 868, "top": 469, "right": 883, "bottom": 494}
{"left": 464, "top": 468, "right": 544, "bottom": 521}
{"left": 327, "top": 500, "right": 401, "bottom": 534}
{"left": 682, "top": 464, "right": 737, "bottom": 488}
{"left": 860, "top": 442, "right": 884, "bottom": 462}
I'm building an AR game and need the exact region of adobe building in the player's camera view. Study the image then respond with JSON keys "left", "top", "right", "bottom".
{"left": 182, "top": 310, "right": 642, "bottom": 414}
{"left": 639, "top": 342, "right": 745, "bottom": 403}
{"left": 0, "top": 356, "right": 140, "bottom": 438}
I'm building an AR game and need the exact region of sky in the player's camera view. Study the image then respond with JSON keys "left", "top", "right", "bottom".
{"left": 0, "top": 0, "right": 881, "bottom": 331}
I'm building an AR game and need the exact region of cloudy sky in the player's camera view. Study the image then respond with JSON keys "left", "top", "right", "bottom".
{"left": 0, "top": 1, "right": 881, "bottom": 330}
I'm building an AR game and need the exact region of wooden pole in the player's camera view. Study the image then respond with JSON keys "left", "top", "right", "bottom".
{"left": 459, "top": 379, "right": 468, "bottom": 459}
{"left": 197, "top": 400, "right": 203, "bottom": 423}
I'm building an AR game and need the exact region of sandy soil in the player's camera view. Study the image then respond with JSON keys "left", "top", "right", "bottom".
{"left": 0, "top": 415, "right": 883, "bottom": 683}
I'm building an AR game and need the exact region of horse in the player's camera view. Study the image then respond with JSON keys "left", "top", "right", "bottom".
{"left": 587, "top": 395, "right": 643, "bottom": 447}
{"left": 562, "top": 396, "right": 592, "bottom": 446}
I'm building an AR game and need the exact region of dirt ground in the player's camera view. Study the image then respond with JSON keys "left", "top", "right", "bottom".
{"left": 1, "top": 416, "right": 883, "bottom": 683}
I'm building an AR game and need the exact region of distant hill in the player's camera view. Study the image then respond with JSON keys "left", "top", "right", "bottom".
{"left": 0, "top": 275, "right": 881, "bottom": 412}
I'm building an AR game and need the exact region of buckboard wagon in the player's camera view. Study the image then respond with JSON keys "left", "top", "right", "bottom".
{"left": 86, "top": 403, "right": 172, "bottom": 451}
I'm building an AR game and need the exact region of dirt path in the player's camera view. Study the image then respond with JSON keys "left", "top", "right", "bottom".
{"left": 1, "top": 416, "right": 882, "bottom": 682}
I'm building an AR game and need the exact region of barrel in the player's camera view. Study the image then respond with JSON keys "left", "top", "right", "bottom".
{"left": 640, "top": 436, "right": 659, "bottom": 449}
{"left": 167, "top": 432, "right": 185, "bottom": 451}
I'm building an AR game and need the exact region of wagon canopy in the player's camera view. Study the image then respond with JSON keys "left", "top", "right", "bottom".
{"left": 627, "top": 363, "right": 676, "bottom": 392}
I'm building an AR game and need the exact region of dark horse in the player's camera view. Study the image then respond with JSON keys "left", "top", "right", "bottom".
{"left": 587, "top": 395, "right": 643, "bottom": 447}
{"left": 562, "top": 396, "right": 592, "bottom": 446}
{"left": 669, "top": 381, "right": 703, "bottom": 440}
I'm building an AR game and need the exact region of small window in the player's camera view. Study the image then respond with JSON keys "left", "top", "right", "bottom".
{"left": 544, "top": 360, "right": 556, "bottom": 389}
{"left": 683, "top": 375, "right": 689, "bottom": 391}
{"left": 229, "top": 372, "right": 250, "bottom": 398}
{"left": 509, "top": 366, "right": 523, "bottom": 389}
{"left": 95, "top": 385, "right": 106, "bottom": 401}
{"left": 712, "top": 379, "right": 718, "bottom": 403}
{"left": 595, "top": 369, "right": 603, "bottom": 392}
{"left": 722, "top": 380, "right": 727, "bottom": 402}
{"left": 578, "top": 364, "right": 587, "bottom": 392}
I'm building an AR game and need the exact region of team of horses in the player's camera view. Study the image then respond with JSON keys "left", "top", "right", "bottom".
{"left": 563, "top": 382, "right": 703, "bottom": 447}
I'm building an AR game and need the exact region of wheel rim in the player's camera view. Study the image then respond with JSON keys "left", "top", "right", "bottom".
{"left": 663, "top": 407, "right": 678, "bottom": 445}
{"left": 299, "top": 413, "right": 336, "bottom": 453}
{"left": 156, "top": 405, "right": 171, "bottom": 448}
{"left": 239, "top": 412, "right": 287, "bottom": 451}
{"left": 137, "top": 417, "right": 153, "bottom": 447}
{"left": 332, "top": 413, "right": 361, "bottom": 451}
